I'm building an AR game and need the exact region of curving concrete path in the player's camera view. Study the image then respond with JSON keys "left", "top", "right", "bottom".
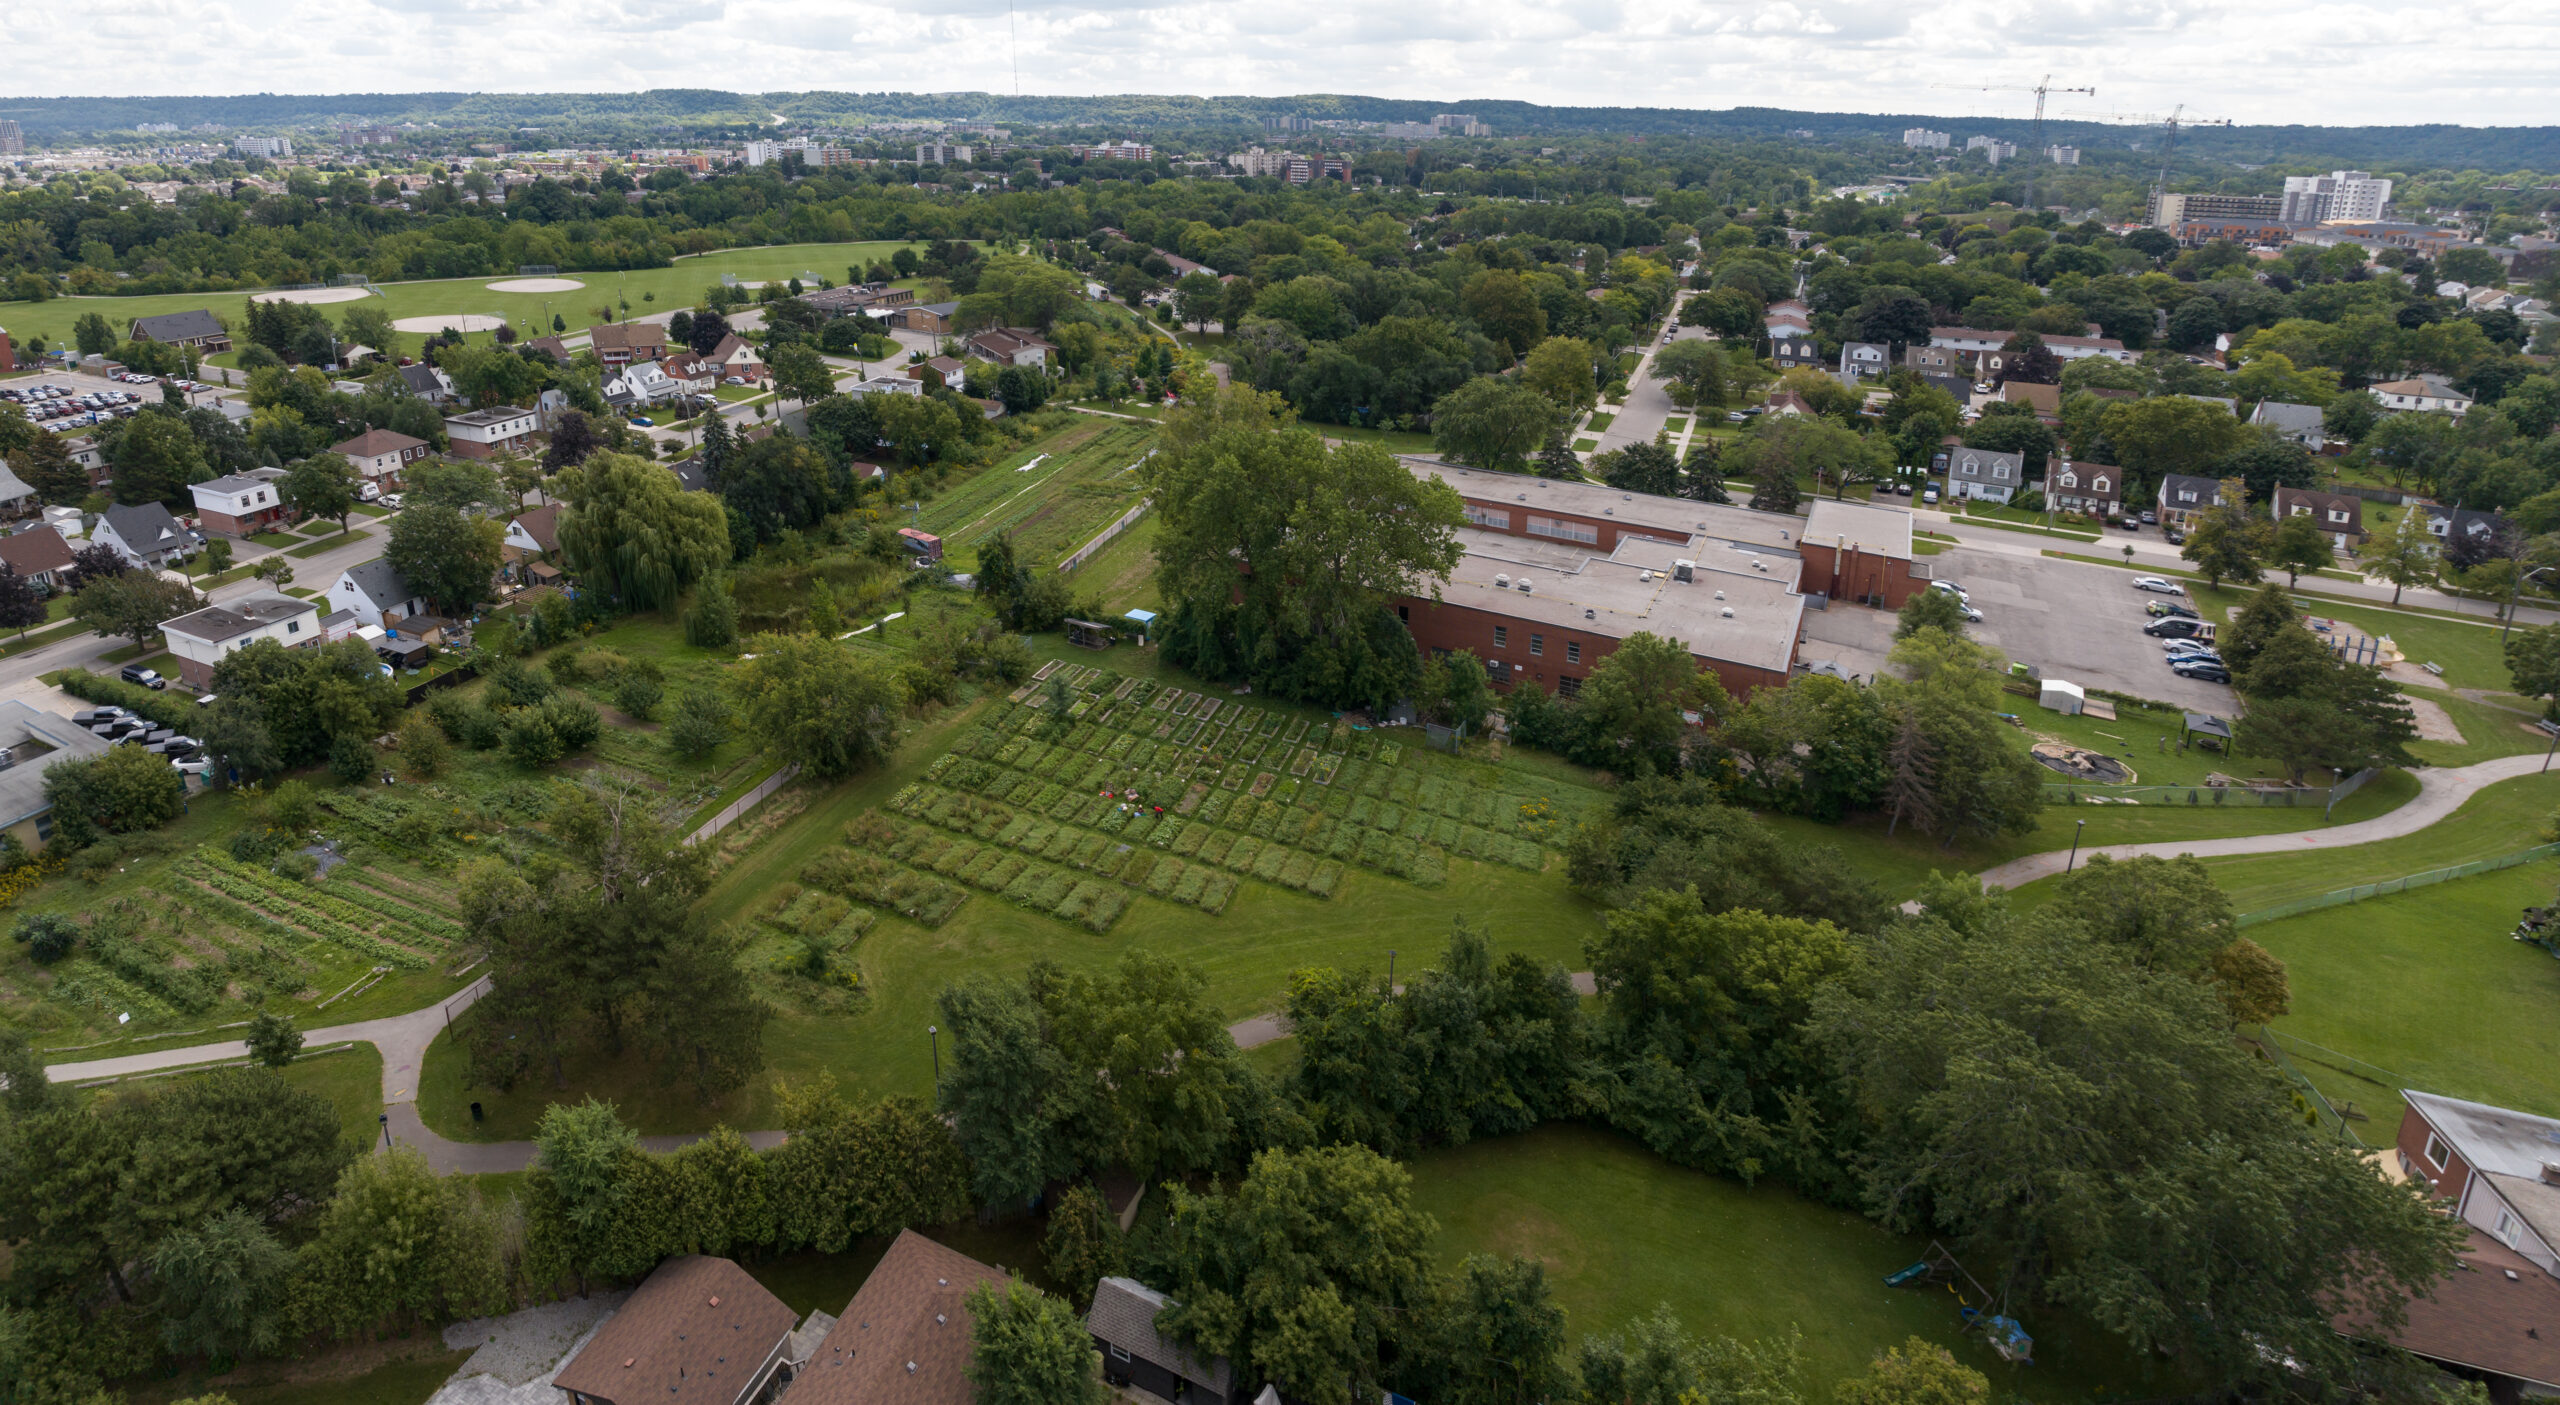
{"left": 47, "top": 754, "right": 2548, "bottom": 1166}
{"left": 1971, "top": 751, "right": 2554, "bottom": 892}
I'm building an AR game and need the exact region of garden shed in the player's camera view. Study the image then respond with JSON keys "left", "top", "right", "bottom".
{"left": 2038, "top": 679, "right": 2086, "bottom": 716}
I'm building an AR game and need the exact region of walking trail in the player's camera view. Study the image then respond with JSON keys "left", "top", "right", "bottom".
{"left": 45, "top": 753, "right": 2547, "bottom": 1171}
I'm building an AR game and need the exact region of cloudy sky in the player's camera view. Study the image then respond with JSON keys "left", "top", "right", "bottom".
{"left": 8, "top": 0, "right": 2552, "bottom": 128}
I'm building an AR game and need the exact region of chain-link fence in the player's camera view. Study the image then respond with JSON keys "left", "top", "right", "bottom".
{"left": 2236, "top": 843, "right": 2560, "bottom": 928}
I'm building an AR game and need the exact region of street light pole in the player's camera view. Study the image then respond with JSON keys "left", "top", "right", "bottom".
{"left": 2065, "top": 818, "right": 2087, "bottom": 874}
{"left": 928, "top": 1024, "right": 940, "bottom": 1078}
{"left": 2500, "top": 566, "right": 2554, "bottom": 646}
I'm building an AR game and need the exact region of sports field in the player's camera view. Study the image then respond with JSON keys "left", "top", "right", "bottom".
{"left": 3, "top": 239, "right": 950, "bottom": 360}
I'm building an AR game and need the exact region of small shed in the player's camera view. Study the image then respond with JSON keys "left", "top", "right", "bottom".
{"left": 896, "top": 527, "right": 943, "bottom": 563}
{"left": 1065, "top": 617, "right": 1117, "bottom": 650}
{"left": 1122, "top": 608, "right": 1158, "bottom": 644}
{"left": 2182, "top": 712, "right": 2233, "bottom": 751}
{"left": 2038, "top": 679, "right": 2086, "bottom": 716}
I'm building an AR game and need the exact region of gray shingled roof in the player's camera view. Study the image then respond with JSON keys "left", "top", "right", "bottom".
{"left": 1085, "top": 1278, "right": 1233, "bottom": 1396}
{"left": 337, "top": 557, "right": 416, "bottom": 607}
{"left": 161, "top": 592, "right": 315, "bottom": 645}
{"left": 100, "top": 502, "right": 190, "bottom": 554}
{"left": 2250, "top": 401, "right": 2327, "bottom": 434}
{"left": 131, "top": 309, "right": 227, "bottom": 343}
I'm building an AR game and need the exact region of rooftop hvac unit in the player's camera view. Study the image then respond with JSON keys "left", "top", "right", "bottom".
{"left": 1604, "top": 507, "right": 1614, "bottom": 515}
{"left": 1714, "top": 589, "right": 1725, "bottom": 600}
{"left": 1584, "top": 609, "right": 1597, "bottom": 620}
{"left": 1517, "top": 580, "right": 1534, "bottom": 594}
{"left": 1494, "top": 574, "right": 1510, "bottom": 589}
{"left": 1673, "top": 559, "right": 1696, "bottom": 583}
{"left": 1719, "top": 607, "right": 1735, "bottom": 618}
{"left": 1752, "top": 559, "right": 1768, "bottom": 571}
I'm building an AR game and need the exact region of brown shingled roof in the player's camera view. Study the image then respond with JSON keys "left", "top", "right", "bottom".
{"left": 2336, "top": 1230, "right": 2560, "bottom": 1389}
{"left": 551, "top": 1255, "right": 797, "bottom": 1405}
{"left": 787, "top": 1230, "right": 1012, "bottom": 1405}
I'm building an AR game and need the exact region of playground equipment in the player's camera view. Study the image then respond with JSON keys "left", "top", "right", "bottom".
{"left": 1883, "top": 1242, "right": 2035, "bottom": 1365}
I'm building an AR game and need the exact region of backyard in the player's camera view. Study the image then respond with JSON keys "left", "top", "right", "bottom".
{"left": 1410, "top": 1123, "right": 2174, "bottom": 1401}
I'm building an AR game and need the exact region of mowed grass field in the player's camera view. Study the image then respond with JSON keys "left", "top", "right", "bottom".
{"left": 2249, "top": 862, "right": 2560, "bottom": 1121}
{"left": 1410, "top": 1124, "right": 2174, "bottom": 1402}
{"left": 915, "top": 419, "right": 1156, "bottom": 571}
{"left": 5, "top": 239, "right": 949, "bottom": 361}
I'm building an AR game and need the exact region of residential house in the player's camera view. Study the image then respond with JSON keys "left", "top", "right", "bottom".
{"left": 396, "top": 363, "right": 458, "bottom": 403}
{"left": 1927, "top": 325, "right": 2133, "bottom": 369}
{"left": 330, "top": 427, "right": 432, "bottom": 488}
{"left": 1998, "top": 380, "right": 2062, "bottom": 423}
{"left": 587, "top": 322, "right": 669, "bottom": 368}
{"left": 785, "top": 1230, "right": 1010, "bottom": 1405}
{"left": 2397, "top": 1091, "right": 2560, "bottom": 1281}
{"left": 1089, "top": 1277, "right": 1239, "bottom": 1405}
{"left": 892, "top": 302, "right": 961, "bottom": 336}
{"left": 550, "top": 1255, "right": 800, "bottom": 1405}
{"left": 503, "top": 504, "right": 558, "bottom": 559}
{"left": 2156, "top": 473, "right": 2224, "bottom": 526}
{"left": 847, "top": 376, "right": 924, "bottom": 400}
{"left": 188, "top": 470, "right": 290, "bottom": 537}
{"left": 0, "top": 701, "right": 110, "bottom": 850}
{"left": 2043, "top": 460, "right": 2123, "bottom": 517}
{"left": 965, "top": 327, "right": 1056, "bottom": 368}
{"left": 444, "top": 406, "right": 538, "bottom": 460}
{"left": 704, "top": 333, "right": 766, "bottom": 383}
{"left": 330, "top": 558, "right": 429, "bottom": 629}
{"left": 2248, "top": 400, "right": 2330, "bottom": 451}
{"left": 1944, "top": 446, "right": 2024, "bottom": 504}
{"left": 0, "top": 526, "right": 76, "bottom": 590}
{"left": 521, "top": 335, "right": 570, "bottom": 364}
{"left": 1903, "top": 345, "right": 1964, "bottom": 379}
{"left": 2271, "top": 485, "right": 2366, "bottom": 550}
{"left": 604, "top": 361, "right": 681, "bottom": 408}
{"left": 2372, "top": 375, "right": 2473, "bottom": 417}
{"left": 1769, "top": 337, "right": 1823, "bottom": 371}
{"left": 1762, "top": 299, "right": 1813, "bottom": 339}
{"left": 160, "top": 592, "right": 319, "bottom": 689}
{"left": 1837, "top": 341, "right": 1890, "bottom": 383}
{"left": 906, "top": 356, "right": 968, "bottom": 388}
{"left": 658, "top": 355, "right": 720, "bottom": 396}
{"left": 58, "top": 436, "right": 107, "bottom": 490}
{"left": 2415, "top": 504, "right": 2510, "bottom": 555}
{"left": 667, "top": 457, "right": 712, "bottom": 493}
{"left": 127, "top": 309, "right": 231, "bottom": 352}
{"left": 91, "top": 502, "right": 196, "bottom": 568}
{"left": 2341, "top": 1091, "right": 2560, "bottom": 1396}
{"left": 1762, "top": 390, "right": 1815, "bottom": 417}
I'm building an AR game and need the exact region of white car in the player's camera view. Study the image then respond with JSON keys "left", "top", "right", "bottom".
{"left": 379, "top": 493, "right": 404, "bottom": 510}
{"left": 2130, "top": 576, "right": 2182, "bottom": 594}
{"left": 1929, "top": 579, "right": 1969, "bottom": 600}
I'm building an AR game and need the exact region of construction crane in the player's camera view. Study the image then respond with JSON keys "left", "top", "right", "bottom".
{"left": 1929, "top": 74, "right": 2094, "bottom": 211}
{"left": 2065, "top": 105, "right": 2236, "bottom": 208}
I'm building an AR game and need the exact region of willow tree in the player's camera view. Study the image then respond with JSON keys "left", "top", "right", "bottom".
{"left": 557, "top": 451, "right": 729, "bottom": 613}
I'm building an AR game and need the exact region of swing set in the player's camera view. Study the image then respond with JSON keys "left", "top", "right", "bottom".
{"left": 1883, "top": 1241, "right": 2035, "bottom": 1365}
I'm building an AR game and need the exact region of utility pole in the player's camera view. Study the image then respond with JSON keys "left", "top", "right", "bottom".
{"left": 1931, "top": 75, "right": 2094, "bottom": 213}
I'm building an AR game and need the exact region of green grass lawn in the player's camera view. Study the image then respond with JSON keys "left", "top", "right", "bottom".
{"left": 248, "top": 531, "right": 298, "bottom": 549}
{"left": 89, "top": 1043, "right": 385, "bottom": 1152}
{"left": 1586, "top": 412, "right": 1616, "bottom": 431}
{"left": 287, "top": 530, "right": 368, "bottom": 559}
{"left": 1410, "top": 1124, "right": 2174, "bottom": 1401}
{"left": 1306, "top": 421, "right": 1439, "bottom": 455}
{"left": 6, "top": 239, "right": 951, "bottom": 363}
{"left": 2249, "top": 862, "right": 2560, "bottom": 1122}
{"left": 127, "top": 1342, "right": 470, "bottom": 1405}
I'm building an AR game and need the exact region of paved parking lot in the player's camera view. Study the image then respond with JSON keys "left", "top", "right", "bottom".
{"left": 1800, "top": 545, "right": 2238, "bottom": 713}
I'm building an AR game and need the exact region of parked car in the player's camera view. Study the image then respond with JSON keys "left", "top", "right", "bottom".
{"left": 2146, "top": 601, "right": 2200, "bottom": 619}
{"left": 2130, "top": 576, "right": 2181, "bottom": 594}
{"left": 119, "top": 665, "right": 166, "bottom": 690}
{"left": 2163, "top": 646, "right": 2222, "bottom": 665}
{"left": 2173, "top": 660, "right": 2232, "bottom": 683}
{"left": 1921, "top": 485, "right": 1941, "bottom": 504}
{"left": 1725, "top": 411, "right": 1746, "bottom": 423}
{"left": 629, "top": 415, "right": 654, "bottom": 427}
{"left": 1896, "top": 482, "right": 1914, "bottom": 496}
{"left": 357, "top": 481, "right": 382, "bottom": 503}
{"left": 1930, "top": 580, "right": 1969, "bottom": 600}
{"left": 1957, "top": 602, "right": 1984, "bottom": 623}
{"left": 379, "top": 493, "right": 404, "bottom": 510}
{"left": 2164, "top": 527, "right": 2186, "bottom": 545}
{"left": 2144, "top": 617, "right": 2207, "bottom": 638}
{"left": 2139, "top": 510, "right": 2158, "bottom": 524}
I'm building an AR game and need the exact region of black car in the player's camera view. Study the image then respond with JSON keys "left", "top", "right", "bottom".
{"left": 2173, "top": 660, "right": 2232, "bottom": 683}
{"left": 70, "top": 707, "right": 128, "bottom": 727}
{"left": 119, "top": 664, "right": 167, "bottom": 690}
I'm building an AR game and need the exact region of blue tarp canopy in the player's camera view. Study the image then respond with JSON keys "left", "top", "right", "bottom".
{"left": 1123, "top": 609, "right": 1159, "bottom": 626}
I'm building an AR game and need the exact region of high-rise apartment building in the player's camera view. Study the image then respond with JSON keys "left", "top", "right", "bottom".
{"left": 1902, "top": 128, "right": 1950, "bottom": 150}
{"left": 915, "top": 140, "right": 974, "bottom": 166}
{"left": 2148, "top": 191, "right": 2283, "bottom": 228}
{"left": 2281, "top": 170, "right": 2393, "bottom": 223}
{"left": 230, "top": 135, "right": 292, "bottom": 159}
{"left": 1965, "top": 136, "right": 2017, "bottom": 163}
{"left": 0, "top": 121, "right": 20, "bottom": 157}
{"left": 2047, "top": 146, "right": 2080, "bottom": 165}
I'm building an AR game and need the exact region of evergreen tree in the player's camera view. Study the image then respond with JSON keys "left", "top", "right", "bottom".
{"left": 1535, "top": 430, "right": 1580, "bottom": 480}
{"left": 1681, "top": 441, "right": 1730, "bottom": 503}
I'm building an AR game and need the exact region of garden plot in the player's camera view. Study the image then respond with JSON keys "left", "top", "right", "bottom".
{"left": 846, "top": 667, "right": 1583, "bottom": 933}
{"left": 917, "top": 422, "right": 1155, "bottom": 567}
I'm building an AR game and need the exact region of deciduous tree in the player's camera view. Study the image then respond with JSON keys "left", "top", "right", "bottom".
{"left": 558, "top": 451, "right": 729, "bottom": 612}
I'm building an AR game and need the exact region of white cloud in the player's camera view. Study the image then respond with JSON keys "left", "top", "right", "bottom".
{"left": 0, "top": 0, "right": 2546, "bottom": 127}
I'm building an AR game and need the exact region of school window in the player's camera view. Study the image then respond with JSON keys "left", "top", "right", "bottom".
{"left": 1492, "top": 625, "right": 1508, "bottom": 648}
{"left": 2423, "top": 1133, "right": 2448, "bottom": 1170}
{"left": 1566, "top": 641, "right": 1581, "bottom": 664}
{"left": 1464, "top": 504, "right": 1511, "bottom": 529}
{"left": 1556, "top": 675, "right": 1582, "bottom": 698}
{"left": 1526, "top": 514, "right": 1598, "bottom": 545}
{"left": 1529, "top": 634, "right": 1543, "bottom": 657}
{"left": 1397, "top": 605, "right": 1409, "bottom": 622}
